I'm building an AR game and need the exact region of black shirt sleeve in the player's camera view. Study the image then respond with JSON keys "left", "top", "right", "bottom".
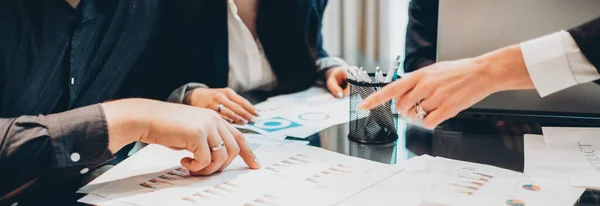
{"left": 404, "top": 0, "right": 439, "bottom": 73}
{"left": 568, "top": 16, "right": 600, "bottom": 71}
{"left": 0, "top": 104, "right": 115, "bottom": 198}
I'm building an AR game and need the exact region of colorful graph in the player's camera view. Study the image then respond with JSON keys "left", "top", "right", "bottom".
{"left": 506, "top": 199, "right": 526, "bottom": 206}
{"left": 449, "top": 171, "right": 494, "bottom": 196}
{"left": 250, "top": 117, "right": 303, "bottom": 132}
{"left": 139, "top": 167, "right": 194, "bottom": 189}
{"left": 522, "top": 184, "right": 541, "bottom": 191}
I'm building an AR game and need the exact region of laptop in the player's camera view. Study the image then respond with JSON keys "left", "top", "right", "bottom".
{"left": 437, "top": 0, "right": 600, "bottom": 121}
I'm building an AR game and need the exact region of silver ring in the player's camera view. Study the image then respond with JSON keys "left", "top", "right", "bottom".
{"left": 415, "top": 100, "right": 428, "bottom": 120}
{"left": 217, "top": 104, "right": 225, "bottom": 113}
{"left": 211, "top": 141, "right": 225, "bottom": 152}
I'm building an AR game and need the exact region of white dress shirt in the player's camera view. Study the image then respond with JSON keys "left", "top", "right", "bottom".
{"left": 521, "top": 30, "right": 600, "bottom": 97}
{"left": 226, "top": 0, "right": 347, "bottom": 93}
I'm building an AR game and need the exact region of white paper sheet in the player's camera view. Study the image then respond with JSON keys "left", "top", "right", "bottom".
{"left": 79, "top": 142, "right": 400, "bottom": 206}
{"left": 523, "top": 134, "right": 566, "bottom": 181}
{"left": 239, "top": 87, "right": 350, "bottom": 138}
{"left": 422, "top": 157, "right": 584, "bottom": 206}
{"left": 78, "top": 134, "right": 306, "bottom": 194}
{"left": 337, "top": 155, "right": 438, "bottom": 206}
{"left": 543, "top": 127, "right": 600, "bottom": 189}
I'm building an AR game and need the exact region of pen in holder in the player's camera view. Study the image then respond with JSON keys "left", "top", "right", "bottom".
{"left": 347, "top": 74, "right": 399, "bottom": 144}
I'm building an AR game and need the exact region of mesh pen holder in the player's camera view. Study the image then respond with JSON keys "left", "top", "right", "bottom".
{"left": 347, "top": 74, "right": 399, "bottom": 144}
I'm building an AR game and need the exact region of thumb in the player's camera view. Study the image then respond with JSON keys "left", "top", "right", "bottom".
{"left": 327, "top": 78, "right": 344, "bottom": 99}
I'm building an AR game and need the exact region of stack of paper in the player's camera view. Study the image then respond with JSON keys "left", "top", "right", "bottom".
{"left": 524, "top": 127, "right": 600, "bottom": 190}
{"left": 78, "top": 126, "right": 600, "bottom": 206}
{"left": 237, "top": 87, "right": 350, "bottom": 138}
{"left": 339, "top": 155, "right": 584, "bottom": 206}
{"left": 79, "top": 136, "right": 401, "bottom": 206}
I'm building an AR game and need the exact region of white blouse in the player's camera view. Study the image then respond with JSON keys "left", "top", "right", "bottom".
{"left": 225, "top": 0, "right": 348, "bottom": 93}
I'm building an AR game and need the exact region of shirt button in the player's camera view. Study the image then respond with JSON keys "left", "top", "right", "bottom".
{"left": 71, "top": 77, "right": 75, "bottom": 85}
{"left": 70, "top": 153, "right": 81, "bottom": 162}
{"left": 80, "top": 168, "right": 90, "bottom": 175}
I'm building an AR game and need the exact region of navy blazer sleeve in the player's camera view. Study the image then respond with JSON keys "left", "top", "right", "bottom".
{"left": 404, "top": 0, "right": 439, "bottom": 73}
{"left": 312, "top": 0, "right": 329, "bottom": 60}
{"left": 568, "top": 16, "right": 600, "bottom": 71}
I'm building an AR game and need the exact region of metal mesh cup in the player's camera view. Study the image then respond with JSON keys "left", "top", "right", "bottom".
{"left": 347, "top": 74, "right": 399, "bottom": 144}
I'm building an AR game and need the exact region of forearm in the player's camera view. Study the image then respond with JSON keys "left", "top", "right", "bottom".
{"left": 475, "top": 44, "right": 535, "bottom": 93}
{"left": 0, "top": 105, "right": 115, "bottom": 197}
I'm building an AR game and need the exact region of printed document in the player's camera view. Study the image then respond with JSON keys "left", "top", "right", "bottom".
{"left": 543, "top": 127, "right": 600, "bottom": 189}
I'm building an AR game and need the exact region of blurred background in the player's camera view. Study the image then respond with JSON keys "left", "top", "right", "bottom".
{"left": 321, "top": 0, "right": 410, "bottom": 72}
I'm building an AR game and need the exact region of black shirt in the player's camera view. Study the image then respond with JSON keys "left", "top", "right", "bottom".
{"left": 0, "top": 0, "right": 160, "bottom": 204}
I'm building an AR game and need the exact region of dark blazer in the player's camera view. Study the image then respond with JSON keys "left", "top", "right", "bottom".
{"left": 147, "top": 0, "right": 331, "bottom": 101}
{"left": 404, "top": 0, "right": 438, "bottom": 73}
{"left": 569, "top": 17, "right": 600, "bottom": 72}
{"left": 404, "top": 0, "right": 600, "bottom": 74}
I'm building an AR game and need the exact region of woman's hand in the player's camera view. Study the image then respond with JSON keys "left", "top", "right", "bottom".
{"left": 185, "top": 88, "right": 259, "bottom": 125}
{"left": 325, "top": 67, "right": 350, "bottom": 99}
{"left": 359, "top": 45, "right": 535, "bottom": 129}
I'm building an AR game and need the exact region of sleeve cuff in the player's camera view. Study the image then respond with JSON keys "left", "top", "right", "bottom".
{"left": 316, "top": 57, "right": 348, "bottom": 71}
{"left": 46, "top": 104, "right": 114, "bottom": 169}
{"left": 167, "top": 83, "right": 209, "bottom": 104}
{"left": 521, "top": 31, "right": 577, "bottom": 97}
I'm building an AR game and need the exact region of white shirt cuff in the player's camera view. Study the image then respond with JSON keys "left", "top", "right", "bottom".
{"left": 521, "top": 30, "right": 600, "bottom": 97}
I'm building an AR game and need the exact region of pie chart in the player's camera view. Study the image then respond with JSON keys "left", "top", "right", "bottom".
{"left": 506, "top": 199, "right": 525, "bottom": 206}
{"left": 522, "top": 184, "right": 541, "bottom": 191}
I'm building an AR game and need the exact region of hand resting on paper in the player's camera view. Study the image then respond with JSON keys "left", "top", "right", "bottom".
{"left": 324, "top": 67, "right": 350, "bottom": 99}
{"left": 185, "top": 88, "right": 260, "bottom": 125}
{"left": 102, "top": 99, "right": 261, "bottom": 176}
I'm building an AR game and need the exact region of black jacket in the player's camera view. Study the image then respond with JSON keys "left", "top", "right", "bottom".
{"left": 147, "top": 0, "right": 332, "bottom": 101}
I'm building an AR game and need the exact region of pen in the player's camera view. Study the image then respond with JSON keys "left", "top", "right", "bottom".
{"left": 384, "top": 55, "right": 402, "bottom": 82}
{"left": 391, "top": 55, "right": 402, "bottom": 81}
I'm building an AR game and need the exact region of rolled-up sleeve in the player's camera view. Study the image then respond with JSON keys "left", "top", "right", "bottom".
{"left": 0, "top": 104, "right": 115, "bottom": 197}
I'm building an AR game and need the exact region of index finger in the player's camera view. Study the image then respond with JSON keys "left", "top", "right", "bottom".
{"left": 359, "top": 76, "right": 419, "bottom": 110}
{"left": 222, "top": 120, "right": 261, "bottom": 169}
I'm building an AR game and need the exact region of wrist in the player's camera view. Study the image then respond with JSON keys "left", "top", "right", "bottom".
{"left": 102, "top": 99, "right": 147, "bottom": 153}
{"left": 475, "top": 44, "right": 535, "bottom": 93}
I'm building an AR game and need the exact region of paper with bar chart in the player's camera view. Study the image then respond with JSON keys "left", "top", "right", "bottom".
{"left": 422, "top": 157, "right": 584, "bottom": 206}
{"left": 79, "top": 141, "right": 401, "bottom": 206}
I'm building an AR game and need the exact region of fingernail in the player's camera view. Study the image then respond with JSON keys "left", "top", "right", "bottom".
{"left": 337, "top": 92, "right": 344, "bottom": 99}
{"left": 254, "top": 157, "right": 261, "bottom": 168}
{"left": 241, "top": 119, "right": 248, "bottom": 125}
{"left": 227, "top": 118, "right": 234, "bottom": 123}
{"left": 254, "top": 111, "right": 261, "bottom": 117}
{"left": 358, "top": 102, "right": 367, "bottom": 110}
{"left": 249, "top": 117, "right": 257, "bottom": 124}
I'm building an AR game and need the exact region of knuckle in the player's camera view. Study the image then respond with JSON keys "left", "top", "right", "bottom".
{"left": 215, "top": 152, "right": 228, "bottom": 163}
{"left": 192, "top": 127, "right": 207, "bottom": 138}
{"left": 199, "top": 156, "right": 212, "bottom": 167}
{"left": 224, "top": 88, "right": 236, "bottom": 95}
{"left": 229, "top": 145, "right": 240, "bottom": 157}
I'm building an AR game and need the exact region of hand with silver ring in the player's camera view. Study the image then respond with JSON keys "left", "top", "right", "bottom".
{"left": 359, "top": 45, "right": 532, "bottom": 129}
{"left": 102, "top": 99, "right": 261, "bottom": 177}
{"left": 415, "top": 100, "right": 428, "bottom": 120}
{"left": 185, "top": 88, "right": 259, "bottom": 125}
